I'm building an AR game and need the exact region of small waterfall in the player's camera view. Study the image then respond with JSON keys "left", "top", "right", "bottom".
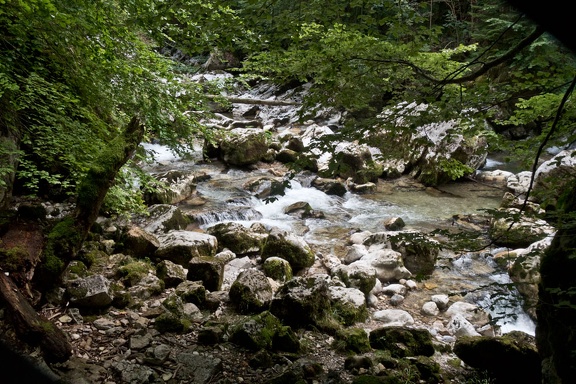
{"left": 192, "top": 207, "right": 263, "bottom": 226}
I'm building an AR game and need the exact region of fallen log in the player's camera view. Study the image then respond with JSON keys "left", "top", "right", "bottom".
{"left": 0, "top": 273, "right": 71, "bottom": 362}
{"left": 206, "top": 95, "right": 300, "bottom": 106}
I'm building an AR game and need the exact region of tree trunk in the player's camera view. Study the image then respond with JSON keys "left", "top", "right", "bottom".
{"left": 0, "top": 273, "right": 71, "bottom": 362}
{"left": 0, "top": 129, "right": 21, "bottom": 210}
{"left": 33, "top": 116, "right": 144, "bottom": 289}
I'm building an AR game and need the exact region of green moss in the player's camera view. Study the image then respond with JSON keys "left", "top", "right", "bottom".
{"left": 334, "top": 328, "right": 371, "bottom": 354}
{"left": 332, "top": 300, "right": 369, "bottom": 326}
{"left": 0, "top": 246, "right": 29, "bottom": 272}
{"left": 155, "top": 312, "right": 185, "bottom": 333}
{"left": 117, "top": 259, "right": 150, "bottom": 287}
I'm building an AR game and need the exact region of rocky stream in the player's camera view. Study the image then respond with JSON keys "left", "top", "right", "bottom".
{"left": 1, "top": 72, "right": 567, "bottom": 384}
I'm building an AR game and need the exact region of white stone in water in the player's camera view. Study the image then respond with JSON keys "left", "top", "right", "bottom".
{"left": 421, "top": 301, "right": 440, "bottom": 316}
{"left": 372, "top": 309, "right": 414, "bottom": 327}
{"left": 431, "top": 294, "right": 450, "bottom": 310}
{"left": 349, "top": 231, "right": 372, "bottom": 245}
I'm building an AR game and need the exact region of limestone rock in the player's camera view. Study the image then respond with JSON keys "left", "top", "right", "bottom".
{"left": 187, "top": 256, "right": 225, "bottom": 292}
{"left": 207, "top": 222, "right": 266, "bottom": 255}
{"left": 369, "top": 327, "right": 435, "bottom": 357}
{"left": 67, "top": 274, "right": 113, "bottom": 308}
{"left": 372, "top": 309, "right": 415, "bottom": 327}
{"left": 229, "top": 269, "right": 273, "bottom": 314}
{"left": 261, "top": 227, "right": 315, "bottom": 272}
{"left": 155, "top": 230, "right": 218, "bottom": 267}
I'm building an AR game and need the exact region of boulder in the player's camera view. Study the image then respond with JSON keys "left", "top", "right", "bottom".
{"left": 454, "top": 331, "right": 541, "bottom": 384}
{"left": 229, "top": 269, "right": 273, "bottom": 314}
{"left": 229, "top": 311, "right": 284, "bottom": 351}
{"left": 187, "top": 256, "right": 225, "bottom": 292}
{"left": 333, "top": 263, "right": 377, "bottom": 295}
{"left": 318, "top": 142, "right": 383, "bottom": 184}
{"left": 533, "top": 149, "right": 576, "bottom": 207}
{"left": 220, "top": 128, "right": 270, "bottom": 166}
{"left": 328, "top": 286, "right": 368, "bottom": 326}
{"left": 67, "top": 274, "right": 113, "bottom": 308}
{"left": 270, "top": 275, "right": 332, "bottom": 329}
{"left": 145, "top": 170, "right": 199, "bottom": 205}
{"left": 140, "top": 205, "right": 188, "bottom": 235}
{"left": 122, "top": 226, "right": 159, "bottom": 259}
{"left": 155, "top": 230, "right": 218, "bottom": 267}
{"left": 388, "top": 231, "right": 439, "bottom": 277}
{"left": 243, "top": 176, "right": 285, "bottom": 199}
{"left": 489, "top": 208, "right": 554, "bottom": 248}
{"left": 383, "top": 217, "right": 405, "bottom": 231}
{"left": 261, "top": 227, "right": 315, "bottom": 272}
{"left": 372, "top": 309, "right": 415, "bottom": 327}
{"left": 262, "top": 256, "right": 293, "bottom": 282}
{"left": 447, "top": 313, "right": 481, "bottom": 337}
{"left": 207, "top": 222, "right": 267, "bottom": 255}
{"left": 175, "top": 353, "right": 223, "bottom": 383}
{"left": 156, "top": 260, "right": 187, "bottom": 288}
{"left": 369, "top": 327, "right": 435, "bottom": 357}
{"left": 175, "top": 280, "right": 206, "bottom": 307}
{"left": 312, "top": 177, "right": 347, "bottom": 197}
{"left": 349, "top": 245, "right": 411, "bottom": 282}
{"left": 222, "top": 256, "right": 255, "bottom": 290}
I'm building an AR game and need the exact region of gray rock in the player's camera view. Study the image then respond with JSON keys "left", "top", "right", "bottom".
{"left": 140, "top": 204, "right": 188, "bottom": 235}
{"left": 129, "top": 333, "right": 152, "bottom": 350}
{"left": 220, "top": 128, "right": 270, "bottom": 166}
{"left": 261, "top": 227, "right": 315, "bottom": 272}
{"left": 229, "top": 269, "right": 273, "bottom": 314}
{"left": 207, "top": 222, "right": 267, "bottom": 254}
{"left": 421, "top": 301, "right": 440, "bottom": 316}
{"left": 156, "top": 259, "right": 187, "bottom": 287}
{"left": 187, "top": 256, "right": 225, "bottom": 292}
{"left": 122, "top": 226, "right": 159, "bottom": 258}
{"left": 431, "top": 294, "right": 450, "bottom": 310}
{"left": 111, "top": 361, "right": 156, "bottom": 384}
{"left": 372, "top": 309, "right": 414, "bottom": 327}
{"left": 156, "top": 230, "right": 218, "bottom": 267}
{"left": 328, "top": 285, "right": 368, "bottom": 325}
{"left": 67, "top": 275, "right": 113, "bottom": 308}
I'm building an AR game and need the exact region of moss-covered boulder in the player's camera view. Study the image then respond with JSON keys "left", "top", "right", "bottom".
{"left": 207, "top": 222, "right": 267, "bottom": 255}
{"left": 229, "top": 311, "right": 283, "bottom": 351}
{"left": 263, "top": 256, "right": 293, "bottom": 282}
{"left": 454, "top": 331, "right": 541, "bottom": 384}
{"left": 328, "top": 286, "right": 368, "bottom": 326}
{"left": 334, "top": 328, "right": 371, "bottom": 354}
{"left": 175, "top": 280, "right": 206, "bottom": 307}
{"left": 229, "top": 269, "right": 273, "bottom": 314}
{"left": 369, "top": 327, "right": 435, "bottom": 357}
{"left": 270, "top": 275, "right": 332, "bottom": 329}
{"left": 156, "top": 259, "right": 187, "bottom": 288}
{"left": 261, "top": 228, "right": 315, "bottom": 273}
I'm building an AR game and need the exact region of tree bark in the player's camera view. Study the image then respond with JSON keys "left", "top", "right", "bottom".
{"left": 0, "top": 273, "right": 71, "bottom": 362}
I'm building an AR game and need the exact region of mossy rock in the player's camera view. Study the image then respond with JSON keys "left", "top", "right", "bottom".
{"left": 369, "top": 327, "right": 435, "bottom": 357}
{"left": 263, "top": 256, "right": 293, "bottom": 282}
{"left": 334, "top": 328, "right": 371, "bottom": 354}
{"left": 229, "top": 311, "right": 283, "bottom": 351}
{"left": 454, "top": 331, "right": 540, "bottom": 384}
{"left": 261, "top": 229, "right": 315, "bottom": 272}
{"left": 154, "top": 312, "right": 185, "bottom": 333}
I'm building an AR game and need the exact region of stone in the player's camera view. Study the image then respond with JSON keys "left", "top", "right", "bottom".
{"left": 229, "top": 311, "right": 283, "bottom": 351}
{"left": 312, "top": 177, "right": 347, "bottom": 196}
{"left": 175, "top": 353, "right": 223, "bottom": 383}
{"left": 220, "top": 128, "right": 270, "bottom": 166}
{"left": 262, "top": 256, "right": 293, "bottom": 282}
{"left": 129, "top": 333, "right": 152, "bottom": 350}
{"left": 328, "top": 286, "right": 368, "bottom": 326}
{"left": 187, "top": 256, "right": 225, "bottom": 292}
{"left": 372, "top": 309, "right": 414, "bottom": 327}
{"left": 140, "top": 204, "right": 188, "bottom": 235}
{"left": 67, "top": 274, "right": 113, "bottom": 308}
{"left": 431, "top": 294, "right": 450, "bottom": 310}
{"left": 383, "top": 217, "right": 405, "bottom": 231}
{"left": 369, "top": 327, "right": 435, "bottom": 357}
{"left": 349, "top": 245, "right": 411, "bottom": 282}
{"left": 156, "top": 230, "right": 218, "bottom": 267}
{"left": 421, "top": 301, "right": 440, "bottom": 316}
{"left": 261, "top": 227, "right": 315, "bottom": 272}
{"left": 382, "top": 283, "right": 407, "bottom": 296}
{"left": 122, "top": 226, "right": 159, "bottom": 259}
{"left": 454, "top": 331, "right": 541, "bottom": 384}
{"left": 389, "top": 294, "right": 405, "bottom": 306}
{"left": 229, "top": 269, "right": 273, "bottom": 314}
{"left": 207, "top": 222, "right": 267, "bottom": 255}
{"left": 111, "top": 361, "right": 156, "bottom": 384}
{"left": 447, "top": 314, "right": 481, "bottom": 337}
{"left": 270, "top": 275, "right": 332, "bottom": 329}
{"left": 333, "top": 263, "right": 377, "bottom": 295}
{"left": 389, "top": 230, "right": 439, "bottom": 276}
{"left": 156, "top": 259, "right": 186, "bottom": 288}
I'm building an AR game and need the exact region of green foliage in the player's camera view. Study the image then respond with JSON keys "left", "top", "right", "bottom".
{"left": 438, "top": 158, "right": 475, "bottom": 180}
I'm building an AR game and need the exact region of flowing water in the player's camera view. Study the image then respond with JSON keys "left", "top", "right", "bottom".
{"left": 142, "top": 136, "right": 536, "bottom": 335}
